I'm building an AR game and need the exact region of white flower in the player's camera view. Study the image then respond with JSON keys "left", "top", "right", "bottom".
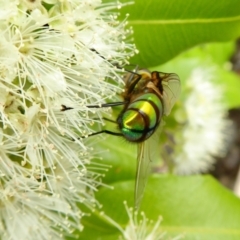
{"left": 0, "top": 0, "right": 136, "bottom": 239}
{"left": 169, "top": 68, "right": 232, "bottom": 174}
{"left": 101, "top": 202, "right": 183, "bottom": 240}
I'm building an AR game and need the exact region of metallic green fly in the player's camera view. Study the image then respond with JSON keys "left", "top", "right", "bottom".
{"left": 117, "top": 69, "right": 180, "bottom": 209}
{"left": 62, "top": 68, "right": 181, "bottom": 209}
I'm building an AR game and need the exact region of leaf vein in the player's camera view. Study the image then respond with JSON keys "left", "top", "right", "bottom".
{"left": 129, "top": 16, "right": 240, "bottom": 25}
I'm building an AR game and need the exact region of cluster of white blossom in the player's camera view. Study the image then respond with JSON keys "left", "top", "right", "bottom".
{"left": 168, "top": 68, "right": 232, "bottom": 174}
{"left": 0, "top": 0, "right": 136, "bottom": 239}
{"left": 102, "top": 202, "right": 183, "bottom": 240}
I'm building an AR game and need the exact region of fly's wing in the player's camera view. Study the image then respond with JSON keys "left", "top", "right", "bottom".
{"left": 134, "top": 71, "right": 180, "bottom": 209}
{"left": 135, "top": 141, "right": 151, "bottom": 210}
{"left": 134, "top": 122, "right": 164, "bottom": 210}
{"left": 159, "top": 72, "right": 181, "bottom": 116}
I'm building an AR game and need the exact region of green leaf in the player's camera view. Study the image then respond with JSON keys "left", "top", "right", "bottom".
{"left": 92, "top": 134, "right": 136, "bottom": 184}
{"left": 141, "top": 175, "right": 240, "bottom": 240}
{"left": 80, "top": 175, "right": 240, "bottom": 240}
{"left": 119, "top": 0, "right": 240, "bottom": 66}
{"left": 216, "top": 70, "right": 240, "bottom": 109}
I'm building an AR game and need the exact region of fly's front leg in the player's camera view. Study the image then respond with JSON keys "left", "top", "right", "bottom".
{"left": 123, "top": 68, "right": 143, "bottom": 96}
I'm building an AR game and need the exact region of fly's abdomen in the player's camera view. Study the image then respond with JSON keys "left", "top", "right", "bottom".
{"left": 117, "top": 93, "right": 163, "bottom": 142}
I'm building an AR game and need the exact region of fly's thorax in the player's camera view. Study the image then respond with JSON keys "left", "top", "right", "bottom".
{"left": 124, "top": 68, "right": 151, "bottom": 86}
{"left": 117, "top": 92, "right": 163, "bottom": 143}
{"left": 122, "top": 69, "right": 152, "bottom": 100}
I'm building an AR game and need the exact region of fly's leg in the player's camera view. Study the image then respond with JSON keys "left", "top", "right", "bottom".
{"left": 61, "top": 101, "right": 127, "bottom": 112}
{"left": 82, "top": 130, "right": 123, "bottom": 138}
{"left": 123, "top": 66, "right": 145, "bottom": 96}
{"left": 90, "top": 47, "right": 142, "bottom": 91}
{"left": 61, "top": 105, "right": 122, "bottom": 140}
{"left": 71, "top": 129, "right": 122, "bottom": 141}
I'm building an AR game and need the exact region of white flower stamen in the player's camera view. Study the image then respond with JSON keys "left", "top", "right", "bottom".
{"left": 101, "top": 202, "right": 183, "bottom": 240}
{"left": 0, "top": 0, "right": 137, "bottom": 239}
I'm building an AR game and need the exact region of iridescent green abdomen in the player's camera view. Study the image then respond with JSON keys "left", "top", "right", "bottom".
{"left": 117, "top": 92, "right": 163, "bottom": 142}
